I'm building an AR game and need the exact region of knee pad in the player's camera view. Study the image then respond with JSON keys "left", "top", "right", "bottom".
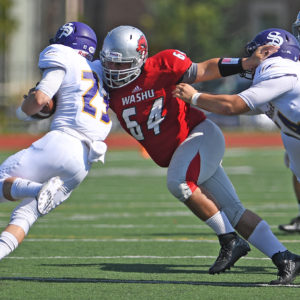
{"left": 9, "top": 198, "right": 40, "bottom": 235}
{"left": 167, "top": 179, "right": 194, "bottom": 202}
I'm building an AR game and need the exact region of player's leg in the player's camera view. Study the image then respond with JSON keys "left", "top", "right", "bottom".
{"left": 0, "top": 131, "right": 89, "bottom": 260}
{"left": 0, "top": 176, "right": 43, "bottom": 201}
{"left": 25, "top": 131, "right": 90, "bottom": 214}
{"left": 203, "top": 163, "right": 300, "bottom": 284}
{"left": 0, "top": 197, "right": 39, "bottom": 259}
{"left": 0, "top": 146, "right": 63, "bottom": 204}
{"left": 167, "top": 119, "right": 250, "bottom": 274}
{"left": 279, "top": 151, "right": 300, "bottom": 233}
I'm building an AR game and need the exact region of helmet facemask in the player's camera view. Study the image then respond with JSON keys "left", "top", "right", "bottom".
{"left": 100, "top": 26, "right": 148, "bottom": 89}
{"left": 100, "top": 52, "right": 143, "bottom": 88}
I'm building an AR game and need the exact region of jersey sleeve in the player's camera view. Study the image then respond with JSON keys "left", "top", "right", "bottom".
{"left": 36, "top": 67, "right": 66, "bottom": 99}
{"left": 38, "top": 44, "right": 69, "bottom": 70}
{"left": 154, "top": 49, "right": 193, "bottom": 83}
{"left": 238, "top": 75, "right": 297, "bottom": 110}
{"left": 254, "top": 58, "right": 298, "bottom": 84}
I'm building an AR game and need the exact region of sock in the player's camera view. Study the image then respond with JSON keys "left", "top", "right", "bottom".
{"left": 248, "top": 220, "right": 287, "bottom": 258}
{"left": 205, "top": 211, "right": 235, "bottom": 235}
{"left": 10, "top": 178, "right": 42, "bottom": 200}
{"left": 0, "top": 231, "right": 19, "bottom": 260}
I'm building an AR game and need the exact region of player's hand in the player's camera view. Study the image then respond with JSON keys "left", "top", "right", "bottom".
{"left": 23, "top": 87, "right": 36, "bottom": 100}
{"left": 242, "top": 45, "right": 279, "bottom": 71}
{"left": 173, "top": 83, "right": 198, "bottom": 103}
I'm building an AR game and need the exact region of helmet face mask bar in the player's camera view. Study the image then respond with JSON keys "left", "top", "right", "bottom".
{"left": 50, "top": 22, "right": 97, "bottom": 61}
{"left": 292, "top": 11, "right": 300, "bottom": 43}
{"left": 101, "top": 51, "right": 142, "bottom": 88}
{"left": 100, "top": 26, "right": 148, "bottom": 88}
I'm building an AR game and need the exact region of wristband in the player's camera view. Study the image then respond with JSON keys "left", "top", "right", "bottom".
{"left": 191, "top": 93, "right": 201, "bottom": 106}
{"left": 218, "top": 58, "right": 243, "bottom": 77}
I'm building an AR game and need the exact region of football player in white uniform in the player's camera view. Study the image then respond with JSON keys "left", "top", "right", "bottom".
{"left": 0, "top": 22, "right": 112, "bottom": 260}
{"left": 173, "top": 28, "right": 300, "bottom": 285}
{"left": 278, "top": 12, "right": 300, "bottom": 233}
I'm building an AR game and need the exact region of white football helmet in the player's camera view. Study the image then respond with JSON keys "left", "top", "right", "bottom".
{"left": 100, "top": 26, "right": 148, "bottom": 88}
{"left": 292, "top": 11, "right": 300, "bottom": 43}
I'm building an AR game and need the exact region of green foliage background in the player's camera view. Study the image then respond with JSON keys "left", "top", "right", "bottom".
{"left": 141, "top": 0, "right": 246, "bottom": 61}
{"left": 0, "top": 0, "right": 17, "bottom": 52}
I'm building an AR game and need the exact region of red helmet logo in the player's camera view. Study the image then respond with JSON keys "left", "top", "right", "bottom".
{"left": 136, "top": 35, "right": 147, "bottom": 58}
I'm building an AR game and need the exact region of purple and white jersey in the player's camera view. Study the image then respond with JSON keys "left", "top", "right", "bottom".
{"left": 38, "top": 44, "right": 112, "bottom": 142}
{"left": 239, "top": 57, "right": 300, "bottom": 139}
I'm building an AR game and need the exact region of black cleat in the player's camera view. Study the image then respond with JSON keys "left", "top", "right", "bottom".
{"left": 209, "top": 232, "right": 250, "bottom": 274}
{"left": 278, "top": 216, "right": 300, "bottom": 233}
{"left": 270, "top": 250, "right": 300, "bottom": 285}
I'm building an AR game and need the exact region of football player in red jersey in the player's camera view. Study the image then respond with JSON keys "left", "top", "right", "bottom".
{"left": 100, "top": 26, "right": 295, "bottom": 284}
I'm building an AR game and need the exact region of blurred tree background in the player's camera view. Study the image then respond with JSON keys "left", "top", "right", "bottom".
{"left": 0, "top": 0, "right": 299, "bottom": 133}
{"left": 0, "top": 0, "right": 17, "bottom": 52}
{"left": 141, "top": 0, "right": 244, "bottom": 60}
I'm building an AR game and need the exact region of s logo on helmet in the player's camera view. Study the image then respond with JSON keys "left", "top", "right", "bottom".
{"left": 57, "top": 23, "right": 75, "bottom": 39}
{"left": 136, "top": 35, "right": 147, "bottom": 59}
{"left": 267, "top": 31, "right": 284, "bottom": 46}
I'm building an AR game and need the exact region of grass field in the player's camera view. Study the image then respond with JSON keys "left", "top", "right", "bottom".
{"left": 0, "top": 147, "right": 300, "bottom": 299}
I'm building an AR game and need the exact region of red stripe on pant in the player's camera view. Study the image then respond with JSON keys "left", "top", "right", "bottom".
{"left": 186, "top": 152, "right": 200, "bottom": 193}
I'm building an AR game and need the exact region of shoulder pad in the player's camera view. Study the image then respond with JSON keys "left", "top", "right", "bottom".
{"left": 38, "top": 44, "right": 72, "bottom": 70}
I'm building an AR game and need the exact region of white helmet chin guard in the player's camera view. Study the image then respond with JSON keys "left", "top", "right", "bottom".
{"left": 100, "top": 26, "right": 148, "bottom": 88}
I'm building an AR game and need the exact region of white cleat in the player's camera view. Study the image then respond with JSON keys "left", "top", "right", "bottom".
{"left": 36, "top": 176, "right": 64, "bottom": 215}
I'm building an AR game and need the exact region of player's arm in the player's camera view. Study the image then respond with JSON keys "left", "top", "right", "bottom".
{"left": 193, "top": 44, "right": 278, "bottom": 82}
{"left": 173, "top": 75, "right": 296, "bottom": 115}
{"left": 173, "top": 83, "right": 249, "bottom": 115}
{"left": 21, "top": 89, "right": 51, "bottom": 116}
{"left": 16, "top": 67, "right": 65, "bottom": 120}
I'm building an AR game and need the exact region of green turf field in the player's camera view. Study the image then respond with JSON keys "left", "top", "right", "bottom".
{"left": 0, "top": 148, "right": 299, "bottom": 299}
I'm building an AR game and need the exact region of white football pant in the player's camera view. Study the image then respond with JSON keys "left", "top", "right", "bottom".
{"left": 0, "top": 130, "right": 91, "bottom": 234}
{"left": 167, "top": 119, "right": 245, "bottom": 226}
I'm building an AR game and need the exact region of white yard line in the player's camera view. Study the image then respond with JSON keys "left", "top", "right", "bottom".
{"left": 23, "top": 237, "right": 300, "bottom": 243}
{"left": 3, "top": 255, "right": 273, "bottom": 260}
{"left": 89, "top": 166, "right": 253, "bottom": 177}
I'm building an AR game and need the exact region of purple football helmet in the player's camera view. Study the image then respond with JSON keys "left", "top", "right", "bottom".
{"left": 245, "top": 28, "right": 300, "bottom": 62}
{"left": 50, "top": 22, "right": 97, "bottom": 61}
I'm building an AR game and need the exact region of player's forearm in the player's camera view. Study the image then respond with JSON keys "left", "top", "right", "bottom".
{"left": 195, "top": 58, "right": 221, "bottom": 82}
{"left": 194, "top": 45, "right": 279, "bottom": 83}
{"left": 192, "top": 93, "right": 239, "bottom": 115}
{"left": 193, "top": 93, "right": 250, "bottom": 115}
{"left": 21, "top": 89, "right": 50, "bottom": 115}
{"left": 173, "top": 83, "right": 249, "bottom": 115}
{"left": 195, "top": 57, "right": 248, "bottom": 82}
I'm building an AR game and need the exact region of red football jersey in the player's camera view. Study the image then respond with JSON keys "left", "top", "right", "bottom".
{"left": 109, "top": 49, "right": 206, "bottom": 167}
